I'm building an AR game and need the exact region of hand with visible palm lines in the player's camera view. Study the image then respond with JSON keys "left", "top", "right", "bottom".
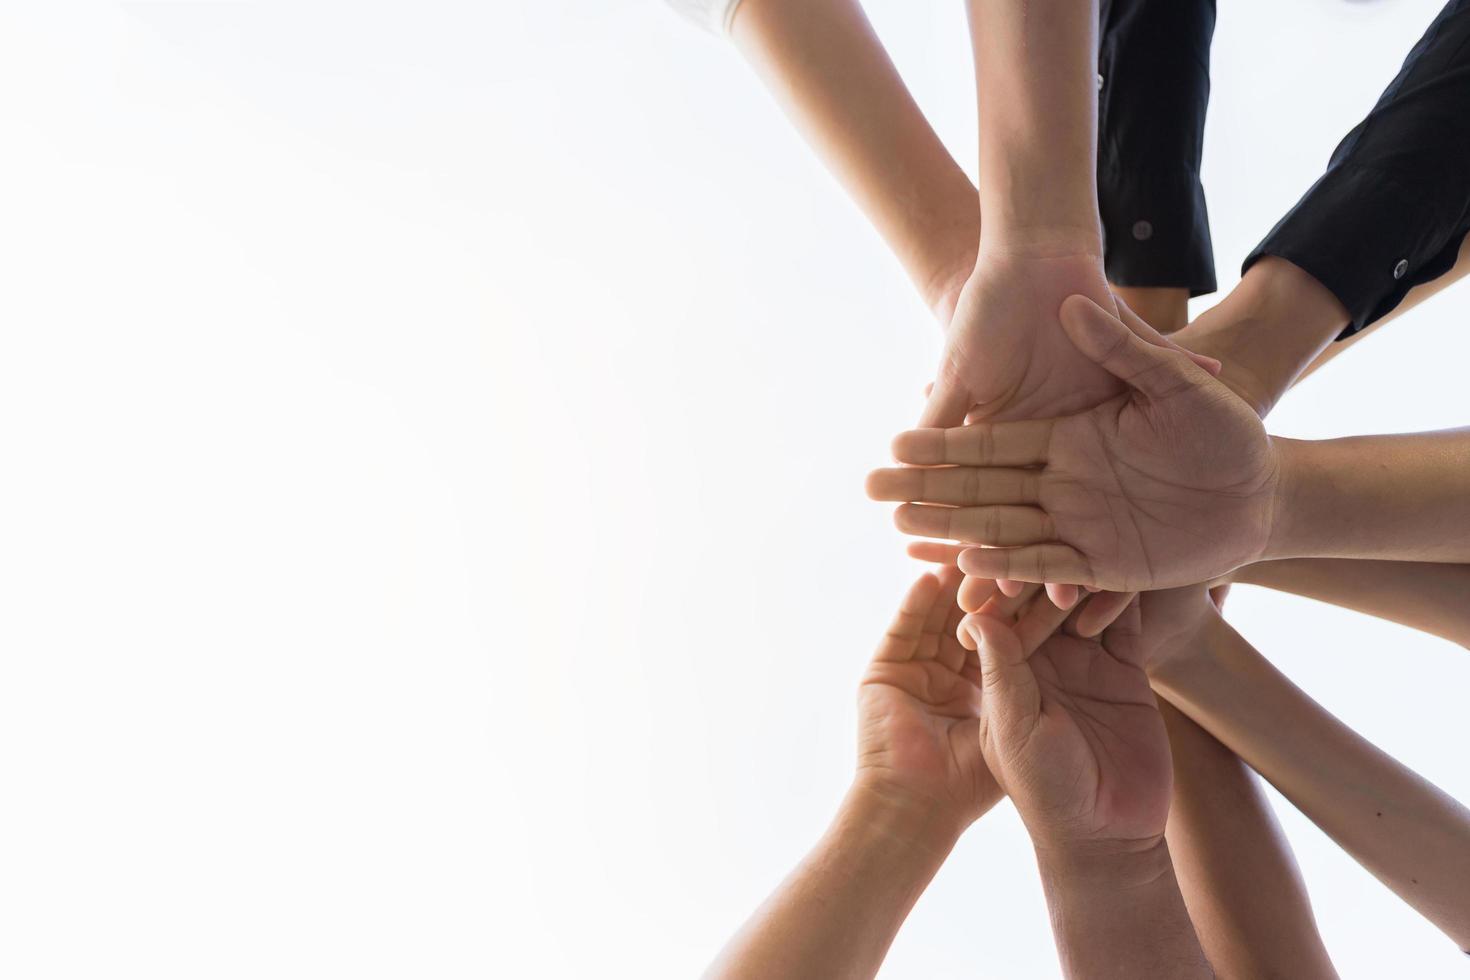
{"left": 875, "top": 295, "right": 1281, "bottom": 593}
{"left": 856, "top": 566, "right": 999, "bottom": 827}
{"left": 965, "top": 597, "right": 1173, "bottom": 849}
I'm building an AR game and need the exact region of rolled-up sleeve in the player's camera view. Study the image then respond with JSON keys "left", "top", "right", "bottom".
{"left": 1244, "top": 0, "right": 1470, "bottom": 337}
{"left": 1098, "top": 0, "right": 1218, "bottom": 296}
{"left": 665, "top": 0, "right": 744, "bottom": 35}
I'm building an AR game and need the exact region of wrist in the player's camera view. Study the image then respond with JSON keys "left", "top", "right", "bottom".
{"left": 1033, "top": 836, "right": 1210, "bottom": 977}
{"left": 1174, "top": 256, "right": 1349, "bottom": 417}
{"left": 974, "top": 227, "right": 1104, "bottom": 264}
{"left": 1034, "top": 835, "right": 1173, "bottom": 893}
{"left": 1148, "top": 612, "right": 1235, "bottom": 703}
{"left": 839, "top": 779, "right": 967, "bottom": 860}
{"left": 1261, "top": 436, "right": 1329, "bottom": 563}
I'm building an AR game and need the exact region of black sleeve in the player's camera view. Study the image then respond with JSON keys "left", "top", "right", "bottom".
{"left": 1244, "top": 0, "right": 1470, "bottom": 338}
{"left": 1097, "top": 0, "right": 1218, "bottom": 296}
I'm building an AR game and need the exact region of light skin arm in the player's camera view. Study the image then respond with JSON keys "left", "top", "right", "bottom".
{"left": 918, "top": 0, "right": 1123, "bottom": 433}
{"left": 706, "top": 570, "right": 1001, "bottom": 979}
{"left": 1268, "top": 428, "right": 1470, "bottom": 564}
{"left": 704, "top": 784, "right": 963, "bottom": 980}
{"left": 1234, "top": 559, "right": 1470, "bottom": 651}
{"left": 729, "top": 0, "right": 978, "bottom": 319}
{"left": 1152, "top": 612, "right": 1470, "bottom": 950}
{"left": 1170, "top": 255, "right": 1349, "bottom": 418}
{"left": 966, "top": 0, "right": 1101, "bottom": 252}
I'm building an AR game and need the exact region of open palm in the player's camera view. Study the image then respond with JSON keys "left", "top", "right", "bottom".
{"left": 857, "top": 567, "right": 1000, "bottom": 827}
{"left": 882, "top": 295, "right": 1280, "bottom": 592}
{"left": 968, "top": 600, "right": 1173, "bottom": 848}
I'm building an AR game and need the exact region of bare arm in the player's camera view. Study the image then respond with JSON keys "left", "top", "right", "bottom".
{"left": 1268, "top": 429, "right": 1470, "bottom": 564}
{"left": 1125, "top": 293, "right": 1338, "bottom": 978}
{"left": 1153, "top": 614, "right": 1470, "bottom": 950}
{"left": 708, "top": 570, "right": 1001, "bottom": 978}
{"left": 1235, "top": 559, "right": 1470, "bottom": 650}
{"left": 729, "top": 0, "right": 977, "bottom": 318}
{"left": 1160, "top": 700, "right": 1338, "bottom": 978}
{"left": 966, "top": 0, "right": 1102, "bottom": 253}
{"left": 705, "top": 785, "right": 961, "bottom": 980}
{"left": 1033, "top": 841, "right": 1210, "bottom": 980}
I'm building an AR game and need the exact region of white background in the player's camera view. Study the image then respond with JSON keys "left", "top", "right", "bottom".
{"left": 1, "top": 1, "right": 1467, "bottom": 977}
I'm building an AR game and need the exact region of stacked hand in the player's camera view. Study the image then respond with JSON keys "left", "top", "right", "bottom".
{"left": 876, "top": 295, "right": 1279, "bottom": 593}
{"left": 965, "top": 596, "right": 1175, "bottom": 850}
{"left": 855, "top": 566, "right": 1000, "bottom": 828}
{"left": 923, "top": 251, "right": 1122, "bottom": 427}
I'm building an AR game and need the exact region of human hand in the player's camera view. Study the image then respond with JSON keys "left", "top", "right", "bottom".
{"left": 879, "top": 295, "right": 1280, "bottom": 592}
{"left": 922, "top": 251, "right": 1222, "bottom": 427}
{"left": 855, "top": 566, "right": 1002, "bottom": 831}
{"left": 920, "top": 249, "right": 1120, "bottom": 427}
{"left": 1134, "top": 585, "right": 1223, "bottom": 677}
{"left": 964, "top": 598, "right": 1173, "bottom": 851}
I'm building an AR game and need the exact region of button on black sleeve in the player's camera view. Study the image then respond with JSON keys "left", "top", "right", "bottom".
{"left": 1097, "top": 0, "right": 1218, "bottom": 296}
{"left": 1244, "top": 0, "right": 1470, "bottom": 337}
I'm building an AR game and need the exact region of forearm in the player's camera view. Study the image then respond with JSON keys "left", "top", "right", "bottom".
{"left": 1153, "top": 619, "right": 1470, "bottom": 948}
{"left": 967, "top": 0, "right": 1102, "bottom": 253}
{"left": 1172, "top": 256, "right": 1349, "bottom": 417}
{"left": 1159, "top": 700, "right": 1337, "bottom": 978}
{"left": 1235, "top": 559, "right": 1470, "bottom": 650}
{"left": 704, "top": 783, "right": 961, "bottom": 980}
{"left": 1034, "top": 839, "right": 1211, "bottom": 978}
{"left": 1266, "top": 429, "right": 1470, "bottom": 564}
{"left": 731, "top": 0, "right": 978, "bottom": 317}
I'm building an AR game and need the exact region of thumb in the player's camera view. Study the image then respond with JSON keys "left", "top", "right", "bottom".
{"left": 965, "top": 614, "right": 1040, "bottom": 745}
{"left": 1059, "top": 294, "right": 1204, "bottom": 400}
{"left": 1115, "top": 300, "right": 1223, "bottom": 377}
{"left": 917, "top": 375, "right": 972, "bottom": 428}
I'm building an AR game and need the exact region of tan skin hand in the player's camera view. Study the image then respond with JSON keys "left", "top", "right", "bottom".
{"left": 878, "top": 296, "right": 1280, "bottom": 593}
{"left": 965, "top": 598, "right": 1174, "bottom": 849}
{"left": 923, "top": 250, "right": 1121, "bottom": 427}
{"left": 856, "top": 566, "right": 1002, "bottom": 826}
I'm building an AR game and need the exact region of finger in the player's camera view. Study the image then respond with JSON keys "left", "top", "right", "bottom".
{"left": 956, "top": 578, "right": 1007, "bottom": 651}
{"left": 980, "top": 582, "right": 1043, "bottom": 620}
{"left": 866, "top": 466, "right": 1041, "bottom": 506}
{"left": 895, "top": 503, "right": 1054, "bottom": 547}
{"left": 997, "top": 577, "right": 1025, "bottom": 598}
{"left": 1013, "top": 592, "right": 1072, "bottom": 653}
{"left": 874, "top": 573, "right": 942, "bottom": 663}
{"left": 958, "top": 544, "right": 1093, "bottom": 588}
{"left": 1059, "top": 294, "right": 1205, "bottom": 400}
{"left": 1116, "top": 300, "right": 1223, "bottom": 377}
{"left": 923, "top": 565, "right": 963, "bottom": 635}
{"left": 917, "top": 376, "right": 973, "bottom": 428}
{"left": 1046, "top": 582, "right": 1080, "bottom": 610}
{"left": 1073, "top": 590, "right": 1137, "bottom": 637}
{"left": 965, "top": 615, "right": 1042, "bottom": 741}
{"left": 958, "top": 582, "right": 1045, "bottom": 648}
{"left": 958, "top": 575, "right": 1001, "bottom": 615}
{"left": 906, "top": 541, "right": 966, "bottom": 566}
{"left": 938, "top": 582, "right": 972, "bottom": 672}
{"left": 892, "top": 418, "right": 1054, "bottom": 467}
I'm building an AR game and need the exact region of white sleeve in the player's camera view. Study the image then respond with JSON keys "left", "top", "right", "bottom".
{"left": 664, "top": 0, "right": 745, "bottom": 36}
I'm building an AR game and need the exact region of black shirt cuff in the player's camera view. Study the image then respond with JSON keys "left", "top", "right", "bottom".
{"left": 1244, "top": 162, "right": 1470, "bottom": 338}
{"left": 1099, "top": 165, "right": 1217, "bottom": 296}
